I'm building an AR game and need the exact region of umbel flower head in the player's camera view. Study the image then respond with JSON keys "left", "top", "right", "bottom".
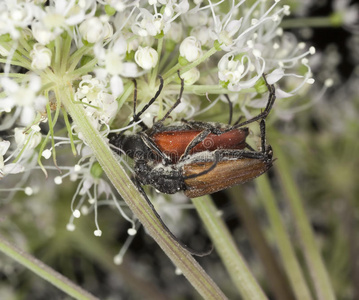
{"left": 0, "top": 0, "right": 314, "bottom": 258}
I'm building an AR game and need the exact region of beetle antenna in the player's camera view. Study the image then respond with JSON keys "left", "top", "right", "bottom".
{"left": 133, "top": 178, "right": 213, "bottom": 257}
{"left": 156, "top": 70, "right": 184, "bottom": 125}
{"left": 128, "top": 75, "right": 164, "bottom": 128}
{"left": 224, "top": 94, "right": 233, "bottom": 125}
{"left": 232, "top": 115, "right": 244, "bottom": 126}
{"left": 132, "top": 79, "right": 138, "bottom": 119}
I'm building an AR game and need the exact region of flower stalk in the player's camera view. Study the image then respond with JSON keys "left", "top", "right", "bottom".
{"left": 57, "top": 80, "right": 227, "bottom": 299}
{"left": 272, "top": 140, "right": 336, "bottom": 300}
{"left": 192, "top": 195, "right": 267, "bottom": 300}
{"left": 0, "top": 235, "right": 99, "bottom": 300}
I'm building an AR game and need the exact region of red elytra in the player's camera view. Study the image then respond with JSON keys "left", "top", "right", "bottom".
{"left": 151, "top": 127, "right": 249, "bottom": 163}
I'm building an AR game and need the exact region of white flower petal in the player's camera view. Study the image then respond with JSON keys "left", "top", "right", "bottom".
{"left": 266, "top": 68, "right": 284, "bottom": 84}
{"left": 110, "top": 75, "right": 124, "bottom": 99}
{"left": 0, "top": 141, "right": 10, "bottom": 156}
{"left": 3, "top": 163, "right": 24, "bottom": 174}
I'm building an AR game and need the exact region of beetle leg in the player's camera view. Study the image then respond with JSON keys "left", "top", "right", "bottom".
{"left": 244, "top": 143, "right": 256, "bottom": 152}
{"left": 133, "top": 177, "right": 213, "bottom": 257}
{"left": 229, "top": 75, "right": 276, "bottom": 130}
{"left": 183, "top": 151, "right": 221, "bottom": 180}
{"left": 224, "top": 94, "right": 233, "bottom": 125}
{"left": 180, "top": 129, "right": 212, "bottom": 159}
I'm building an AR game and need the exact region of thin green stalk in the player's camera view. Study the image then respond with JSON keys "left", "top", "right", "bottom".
{"left": 68, "top": 45, "right": 93, "bottom": 72}
{"left": 0, "top": 235, "right": 99, "bottom": 300}
{"left": 0, "top": 59, "right": 28, "bottom": 68}
{"left": 163, "top": 46, "right": 218, "bottom": 85}
{"left": 165, "top": 84, "right": 255, "bottom": 96}
{"left": 70, "top": 58, "right": 98, "bottom": 79}
{"left": 281, "top": 17, "right": 341, "bottom": 29}
{"left": 116, "top": 80, "right": 134, "bottom": 113}
{"left": 150, "top": 37, "right": 163, "bottom": 87}
{"left": 272, "top": 140, "right": 336, "bottom": 300}
{"left": 57, "top": 78, "right": 227, "bottom": 300}
{"left": 255, "top": 175, "right": 313, "bottom": 300}
{"left": 192, "top": 195, "right": 268, "bottom": 300}
{"left": 54, "top": 37, "right": 62, "bottom": 71}
{"left": 62, "top": 108, "right": 77, "bottom": 156}
{"left": 229, "top": 186, "right": 295, "bottom": 300}
{"left": 60, "top": 33, "right": 73, "bottom": 74}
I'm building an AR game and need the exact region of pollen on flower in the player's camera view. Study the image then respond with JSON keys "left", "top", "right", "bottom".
{"left": 127, "top": 228, "right": 137, "bottom": 236}
{"left": 54, "top": 176, "right": 63, "bottom": 185}
{"left": 31, "top": 125, "right": 41, "bottom": 132}
{"left": 325, "top": 78, "right": 334, "bottom": 87}
{"left": 74, "top": 164, "right": 82, "bottom": 172}
{"left": 94, "top": 229, "right": 102, "bottom": 237}
{"left": 66, "top": 223, "right": 76, "bottom": 232}
{"left": 307, "top": 78, "right": 315, "bottom": 84}
{"left": 42, "top": 149, "right": 52, "bottom": 159}
{"left": 298, "top": 42, "right": 306, "bottom": 49}
{"left": 24, "top": 187, "right": 33, "bottom": 196}
{"left": 175, "top": 267, "right": 183, "bottom": 275}
{"left": 81, "top": 205, "right": 89, "bottom": 215}
{"left": 114, "top": 255, "right": 123, "bottom": 265}
{"left": 73, "top": 209, "right": 81, "bottom": 218}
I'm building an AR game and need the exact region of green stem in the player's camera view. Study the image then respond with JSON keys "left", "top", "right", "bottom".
{"left": 61, "top": 33, "right": 73, "bottom": 74}
{"left": 165, "top": 84, "right": 255, "bottom": 96}
{"left": 192, "top": 195, "right": 267, "bottom": 300}
{"left": 62, "top": 108, "right": 77, "bottom": 156}
{"left": 0, "top": 235, "right": 98, "bottom": 300}
{"left": 163, "top": 46, "right": 218, "bottom": 85}
{"left": 57, "top": 78, "right": 227, "bottom": 300}
{"left": 255, "top": 175, "right": 313, "bottom": 300}
{"left": 54, "top": 37, "right": 62, "bottom": 71}
{"left": 150, "top": 37, "right": 163, "bottom": 87}
{"left": 70, "top": 58, "right": 98, "bottom": 79}
{"left": 273, "top": 140, "right": 336, "bottom": 300}
{"left": 229, "top": 186, "right": 295, "bottom": 300}
{"left": 281, "top": 17, "right": 337, "bottom": 29}
{"left": 0, "top": 59, "right": 28, "bottom": 68}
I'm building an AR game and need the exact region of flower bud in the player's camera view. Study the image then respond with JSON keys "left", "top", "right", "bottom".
{"left": 30, "top": 43, "right": 52, "bottom": 70}
{"left": 79, "top": 17, "right": 113, "bottom": 43}
{"left": 181, "top": 68, "right": 200, "bottom": 85}
{"left": 179, "top": 36, "right": 202, "bottom": 62}
{"left": 14, "top": 127, "right": 42, "bottom": 149}
{"left": 135, "top": 46, "right": 158, "bottom": 70}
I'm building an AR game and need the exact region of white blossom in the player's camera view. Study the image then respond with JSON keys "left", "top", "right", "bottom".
{"left": 0, "top": 140, "right": 24, "bottom": 178}
{"left": 94, "top": 36, "right": 138, "bottom": 98}
{"left": 79, "top": 16, "right": 113, "bottom": 43}
{"left": 14, "top": 127, "right": 42, "bottom": 149}
{"left": 0, "top": 76, "right": 47, "bottom": 127}
{"left": 179, "top": 36, "right": 202, "bottom": 62}
{"left": 30, "top": 43, "right": 52, "bottom": 70}
{"left": 135, "top": 46, "right": 158, "bottom": 70}
{"left": 181, "top": 68, "right": 200, "bottom": 85}
{"left": 75, "top": 75, "right": 118, "bottom": 127}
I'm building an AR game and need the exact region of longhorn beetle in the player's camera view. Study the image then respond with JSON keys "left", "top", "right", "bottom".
{"left": 109, "top": 73, "right": 276, "bottom": 256}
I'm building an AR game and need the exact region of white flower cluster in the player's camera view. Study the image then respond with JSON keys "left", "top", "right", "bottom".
{"left": 0, "top": 0, "right": 317, "bottom": 247}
